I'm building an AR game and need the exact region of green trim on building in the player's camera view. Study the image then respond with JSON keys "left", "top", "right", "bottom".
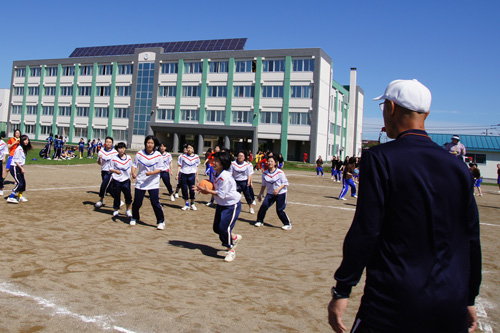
{"left": 107, "top": 62, "right": 118, "bottom": 137}
{"left": 199, "top": 59, "right": 208, "bottom": 125}
{"left": 52, "top": 64, "right": 62, "bottom": 135}
{"left": 333, "top": 90, "right": 338, "bottom": 154}
{"left": 88, "top": 63, "right": 98, "bottom": 134}
{"left": 343, "top": 103, "right": 348, "bottom": 159}
{"left": 35, "top": 65, "right": 46, "bottom": 140}
{"left": 174, "top": 59, "right": 184, "bottom": 123}
{"left": 252, "top": 58, "right": 263, "bottom": 127}
{"left": 68, "top": 64, "right": 80, "bottom": 143}
{"left": 280, "top": 56, "right": 292, "bottom": 161}
{"left": 20, "top": 65, "right": 30, "bottom": 134}
{"left": 224, "top": 58, "right": 235, "bottom": 126}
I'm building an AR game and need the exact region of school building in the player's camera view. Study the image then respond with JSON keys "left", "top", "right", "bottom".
{"left": 7, "top": 38, "right": 364, "bottom": 161}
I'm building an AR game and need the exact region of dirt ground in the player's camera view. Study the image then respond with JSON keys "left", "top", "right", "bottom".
{"left": 0, "top": 161, "right": 498, "bottom": 332}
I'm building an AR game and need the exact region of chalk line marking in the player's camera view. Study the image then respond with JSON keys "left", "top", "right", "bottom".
{"left": 288, "top": 201, "right": 356, "bottom": 211}
{"left": 0, "top": 282, "right": 135, "bottom": 332}
{"left": 476, "top": 298, "right": 493, "bottom": 333}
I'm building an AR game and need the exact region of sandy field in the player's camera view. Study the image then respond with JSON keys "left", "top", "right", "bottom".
{"left": 0, "top": 161, "right": 498, "bottom": 332}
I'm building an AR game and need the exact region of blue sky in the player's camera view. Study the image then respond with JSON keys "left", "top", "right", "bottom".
{"left": 2, "top": 0, "right": 499, "bottom": 139}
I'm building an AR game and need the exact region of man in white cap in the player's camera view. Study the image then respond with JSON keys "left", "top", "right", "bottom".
{"left": 327, "top": 79, "right": 481, "bottom": 332}
{"left": 445, "top": 134, "right": 467, "bottom": 160}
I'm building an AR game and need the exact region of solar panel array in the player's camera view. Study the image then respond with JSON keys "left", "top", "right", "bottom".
{"left": 69, "top": 38, "right": 247, "bottom": 58}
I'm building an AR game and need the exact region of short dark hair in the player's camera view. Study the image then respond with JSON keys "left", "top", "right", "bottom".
{"left": 144, "top": 135, "right": 159, "bottom": 149}
{"left": 105, "top": 136, "right": 114, "bottom": 143}
{"left": 115, "top": 142, "right": 127, "bottom": 150}
{"left": 214, "top": 151, "right": 232, "bottom": 170}
{"left": 267, "top": 155, "right": 277, "bottom": 163}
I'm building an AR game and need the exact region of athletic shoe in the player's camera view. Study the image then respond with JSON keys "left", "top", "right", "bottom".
{"left": 224, "top": 250, "right": 236, "bottom": 262}
{"left": 352, "top": 195, "right": 358, "bottom": 198}
{"left": 126, "top": 210, "right": 132, "bottom": 217}
{"left": 206, "top": 202, "right": 214, "bottom": 207}
{"left": 282, "top": 224, "right": 292, "bottom": 231}
{"left": 249, "top": 208, "right": 255, "bottom": 214}
{"left": 232, "top": 234, "right": 242, "bottom": 249}
{"left": 6, "top": 197, "right": 18, "bottom": 204}
{"left": 130, "top": 218, "right": 136, "bottom": 226}
{"left": 18, "top": 197, "right": 28, "bottom": 202}
{"left": 120, "top": 200, "right": 125, "bottom": 207}
{"left": 174, "top": 193, "right": 179, "bottom": 198}
{"left": 47, "top": 158, "right": 51, "bottom": 160}
{"left": 339, "top": 197, "right": 347, "bottom": 201}
{"left": 181, "top": 205, "right": 190, "bottom": 211}
{"left": 170, "top": 195, "right": 175, "bottom": 201}
{"left": 478, "top": 193, "right": 483, "bottom": 196}
{"left": 113, "top": 210, "right": 119, "bottom": 217}
{"left": 254, "top": 221, "right": 263, "bottom": 227}
{"left": 252, "top": 200, "right": 257, "bottom": 205}
{"left": 0, "top": 190, "right": 3, "bottom": 195}
{"left": 191, "top": 204, "right": 197, "bottom": 211}
{"left": 94, "top": 201, "right": 103, "bottom": 208}
{"left": 157, "top": 222, "right": 165, "bottom": 230}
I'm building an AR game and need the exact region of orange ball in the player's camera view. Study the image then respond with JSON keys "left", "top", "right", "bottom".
{"left": 199, "top": 179, "right": 214, "bottom": 191}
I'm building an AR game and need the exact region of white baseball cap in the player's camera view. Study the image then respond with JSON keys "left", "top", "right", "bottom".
{"left": 374, "top": 79, "right": 432, "bottom": 113}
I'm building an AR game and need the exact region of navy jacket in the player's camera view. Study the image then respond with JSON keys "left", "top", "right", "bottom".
{"left": 334, "top": 129, "right": 481, "bottom": 332}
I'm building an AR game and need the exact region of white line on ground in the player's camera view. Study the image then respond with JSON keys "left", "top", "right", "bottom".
{"left": 476, "top": 299, "right": 493, "bottom": 333}
{"left": 288, "top": 201, "right": 356, "bottom": 211}
{"left": 0, "top": 282, "right": 135, "bottom": 332}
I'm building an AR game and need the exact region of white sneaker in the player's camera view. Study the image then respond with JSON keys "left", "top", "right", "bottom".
{"left": 254, "top": 221, "right": 263, "bottom": 227}
{"left": 224, "top": 250, "right": 236, "bottom": 262}
{"left": 478, "top": 193, "right": 483, "bottom": 196}
{"left": 0, "top": 190, "right": 3, "bottom": 195}
{"left": 174, "top": 193, "right": 179, "bottom": 198}
{"left": 6, "top": 197, "right": 18, "bottom": 204}
{"left": 206, "top": 202, "right": 214, "bottom": 207}
{"left": 47, "top": 157, "right": 51, "bottom": 160}
{"left": 113, "top": 210, "right": 119, "bottom": 217}
{"left": 18, "top": 197, "right": 28, "bottom": 202}
{"left": 339, "top": 197, "right": 347, "bottom": 201}
{"left": 252, "top": 200, "right": 257, "bottom": 206}
{"left": 126, "top": 210, "right": 132, "bottom": 217}
{"left": 282, "top": 224, "right": 292, "bottom": 231}
{"left": 157, "top": 222, "right": 165, "bottom": 230}
{"left": 232, "top": 234, "right": 242, "bottom": 249}
{"left": 181, "top": 205, "right": 190, "bottom": 211}
{"left": 130, "top": 218, "right": 136, "bottom": 226}
{"left": 191, "top": 204, "right": 197, "bottom": 211}
{"left": 94, "top": 201, "right": 103, "bottom": 208}
{"left": 170, "top": 195, "right": 175, "bottom": 201}
{"left": 120, "top": 200, "right": 125, "bottom": 207}
{"left": 352, "top": 195, "right": 358, "bottom": 198}
{"left": 249, "top": 208, "right": 255, "bottom": 214}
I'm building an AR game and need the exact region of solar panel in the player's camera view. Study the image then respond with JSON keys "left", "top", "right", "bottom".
{"left": 69, "top": 38, "right": 247, "bottom": 58}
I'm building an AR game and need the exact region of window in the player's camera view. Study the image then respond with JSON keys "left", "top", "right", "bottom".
{"left": 232, "top": 111, "right": 252, "bottom": 123}
{"left": 113, "top": 129, "right": 128, "bottom": 141}
{"left": 96, "top": 86, "right": 111, "bottom": 96}
{"left": 98, "top": 65, "right": 113, "bottom": 75}
{"left": 181, "top": 109, "right": 199, "bottom": 121}
{"left": 159, "top": 86, "right": 177, "bottom": 97}
{"left": 235, "top": 60, "right": 255, "bottom": 73}
{"left": 58, "top": 127, "right": 69, "bottom": 138}
{"left": 25, "top": 124, "right": 35, "bottom": 134}
{"left": 206, "top": 110, "right": 225, "bottom": 122}
{"left": 15, "top": 68, "right": 26, "bottom": 77}
{"left": 95, "top": 107, "right": 109, "bottom": 118}
{"left": 93, "top": 128, "right": 107, "bottom": 139}
{"left": 41, "top": 125, "right": 52, "bottom": 135}
{"left": 42, "top": 106, "right": 54, "bottom": 115}
{"left": 28, "top": 86, "right": 40, "bottom": 96}
{"left": 157, "top": 109, "right": 174, "bottom": 121}
{"left": 117, "top": 64, "right": 133, "bottom": 75}
{"left": 59, "top": 106, "right": 71, "bottom": 116}
{"left": 74, "top": 127, "right": 88, "bottom": 138}
{"left": 262, "top": 86, "right": 284, "bottom": 98}
{"left": 14, "top": 87, "right": 24, "bottom": 96}
{"left": 80, "top": 65, "right": 93, "bottom": 76}
{"left": 114, "top": 108, "right": 129, "bottom": 118}
{"left": 260, "top": 112, "right": 282, "bottom": 124}
{"left": 26, "top": 106, "right": 38, "bottom": 115}
{"left": 292, "top": 59, "right": 315, "bottom": 72}
{"left": 46, "top": 67, "right": 58, "bottom": 77}
{"left": 289, "top": 112, "right": 311, "bottom": 125}
{"left": 465, "top": 153, "right": 487, "bottom": 164}
{"left": 233, "top": 86, "right": 255, "bottom": 98}
{"left": 116, "top": 86, "right": 132, "bottom": 96}
{"left": 62, "top": 66, "right": 75, "bottom": 76}
{"left": 11, "top": 105, "right": 22, "bottom": 114}
{"left": 207, "top": 86, "right": 227, "bottom": 97}
{"left": 30, "top": 67, "right": 41, "bottom": 77}
{"left": 60, "top": 86, "right": 73, "bottom": 96}
{"left": 209, "top": 61, "right": 228, "bottom": 73}
{"left": 11, "top": 123, "right": 21, "bottom": 132}
{"left": 161, "top": 62, "right": 178, "bottom": 74}
{"left": 291, "top": 86, "right": 313, "bottom": 99}
{"left": 184, "top": 62, "right": 203, "bottom": 74}
{"left": 263, "top": 60, "right": 285, "bottom": 72}
{"left": 182, "top": 86, "right": 201, "bottom": 97}
{"left": 44, "top": 86, "right": 57, "bottom": 96}
{"left": 76, "top": 107, "right": 89, "bottom": 117}
{"left": 79, "top": 86, "right": 92, "bottom": 96}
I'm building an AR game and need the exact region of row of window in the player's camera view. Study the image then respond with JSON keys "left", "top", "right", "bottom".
{"left": 158, "top": 85, "right": 313, "bottom": 98}
{"left": 11, "top": 105, "right": 129, "bottom": 118}
{"left": 15, "top": 124, "right": 129, "bottom": 142}
{"left": 157, "top": 109, "right": 311, "bottom": 125}
{"left": 15, "top": 64, "right": 134, "bottom": 78}
{"left": 13, "top": 85, "right": 133, "bottom": 97}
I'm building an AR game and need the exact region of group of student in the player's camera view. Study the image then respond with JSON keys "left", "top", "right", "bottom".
{"left": 1, "top": 129, "right": 32, "bottom": 203}
{"left": 94, "top": 138, "right": 292, "bottom": 262}
{"left": 314, "top": 154, "right": 360, "bottom": 201}
{"left": 43, "top": 133, "right": 67, "bottom": 160}
{"left": 254, "top": 151, "right": 284, "bottom": 171}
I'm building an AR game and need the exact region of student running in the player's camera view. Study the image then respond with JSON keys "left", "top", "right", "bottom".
{"left": 94, "top": 137, "right": 118, "bottom": 209}
{"left": 316, "top": 156, "right": 324, "bottom": 176}
{"left": 159, "top": 143, "right": 175, "bottom": 201}
{"left": 6, "top": 135, "right": 32, "bottom": 204}
{"left": 230, "top": 150, "right": 255, "bottom": 214}
{"left": 177, "top": 143, "right": 200, "bottom": 211}
{"left": 338, "top": 157, "right": 357, "bottom": 200}
{"left": 5, "top": 129, "right": 21, "bottom": 180}
{"left": 0, "top": 135, "right": 7, "bottom": 196}
{"left": 109, "top": 142, "right": 133, "bottom": 217}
